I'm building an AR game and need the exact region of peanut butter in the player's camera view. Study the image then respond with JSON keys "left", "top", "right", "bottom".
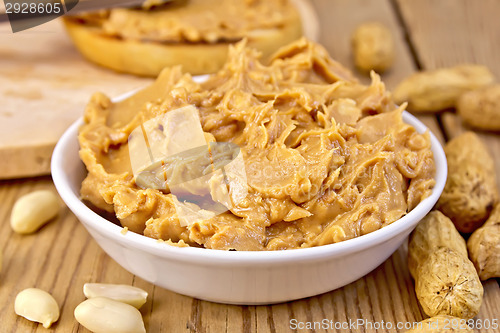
{"left": 79, "top": 39, "right": 436, "bottom": 250}
{"left": 77, "top": 0, "right": 300, "bottom": 44}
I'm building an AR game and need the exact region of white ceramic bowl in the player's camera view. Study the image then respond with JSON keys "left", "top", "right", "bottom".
{"left": 52, "top": 111, "right": 447, "bottom": 305}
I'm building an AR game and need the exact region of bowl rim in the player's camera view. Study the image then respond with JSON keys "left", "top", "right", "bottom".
{"left": 51, "top": 109, "right": 447, "bottom": 265}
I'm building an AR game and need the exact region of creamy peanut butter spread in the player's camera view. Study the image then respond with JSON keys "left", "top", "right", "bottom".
{"left": 77, "top": 0, "right": 300, "bottom": 44}
{"left": 79, "top": 39, "right": 436, "bottom": 250}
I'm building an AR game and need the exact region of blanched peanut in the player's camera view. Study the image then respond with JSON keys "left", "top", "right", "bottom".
{"left": 15, "top": 288, "right": 60, "bottom": 328}
{"left": 10, "top": 190, "right": 60, "bottom": 234}
{"left": 74, "top": 297, "right": 146, "bottom": 333}
{"left": 83, "top": 283, "right": 148, "bottom": 309}
{"left": 351, "top": 22, "right": 395, "bottom": 73}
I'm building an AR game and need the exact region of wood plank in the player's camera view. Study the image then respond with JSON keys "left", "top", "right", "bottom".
{"left": 396, "top": 1, "right": 500, "bottom": 331}
{"left": 396, "top": 0, "right": 500, "bottom": 190}
{"left": 3, "top": 1, "right": 498, "bottom": 332}
{"left": 395, "top": 0, "right": 500, "bottom": 77}
{"left": 0, "top": 20, "right": 151, "bottom": 179}
{"left": 0, "top": 173, "right": 497, "bottom": 333}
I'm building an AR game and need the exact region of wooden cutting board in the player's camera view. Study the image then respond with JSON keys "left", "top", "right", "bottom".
{"left": 0, "top": 1, "right": 318, "bottom": 179}
{"left": 0, "top": 20, "right": 152, "bottom": 179}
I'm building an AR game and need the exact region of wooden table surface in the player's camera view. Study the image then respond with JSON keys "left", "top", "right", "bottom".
{"left": 1, "top": 0, "right": 499, "bottom": 332}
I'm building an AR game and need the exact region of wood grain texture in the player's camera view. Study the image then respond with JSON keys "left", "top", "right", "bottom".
{"left": 396, "top": 0, "right": 500, "bottom": 190}
{"left": 0, "top": 20, "right": 151, "bottom": 179}
{"left": 394, "top": 2, "right": 500, "bottom": 331}
{"left": 0, "top": 179, "right": 498, "bottom": 333}
{"left": 0, "top": 0, "right": 316, "bottom": 180}
{"left": 0, "top": 0, "right": 499, "bottom": 332}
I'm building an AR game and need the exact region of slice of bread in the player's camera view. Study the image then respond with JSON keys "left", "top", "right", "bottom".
{"left": 63, "top": 0, "right": 304, "bottom": 76}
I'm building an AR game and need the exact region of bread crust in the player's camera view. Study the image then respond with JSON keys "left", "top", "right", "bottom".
{"left": 63, "top": 9, "right": 303, "bottom": 76}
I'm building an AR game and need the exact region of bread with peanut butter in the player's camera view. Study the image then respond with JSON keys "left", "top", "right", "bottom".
{"left": 63, "top": 0, "right": 304, "bottom": 76}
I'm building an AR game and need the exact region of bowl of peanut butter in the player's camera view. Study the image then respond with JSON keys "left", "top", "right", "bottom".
{"left": 52, "top": 39, "right": 447, "bottom": 304}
